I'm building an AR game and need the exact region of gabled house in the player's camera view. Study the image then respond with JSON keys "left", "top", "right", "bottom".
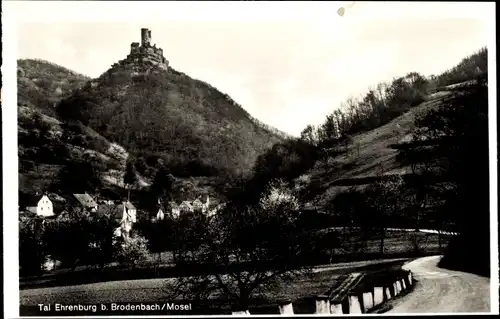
{"left": 72, "top": 193, "right": 98, "bottom": 212}
{"left": 192, "top": 198, "right": 204, "bottom": 211}
{"left": 123, "top": 201, "right": 137, "bottom": 223}
{"left": 113, "top": 201, "right": 137, "bottom": 239}
{"left": 179, "top": 201, "right": 194, "bottom": 213}
{"left": 156, "top": 208, "right": 165, "bottom": 221}
{"left": 19, "top": 193, "right": 55, "bottom": 217}
{"left": 160, "top": 195, "right": 213, "bottom": 218}
{"left": 203, "top": 195, "right": 210, "bottom": 213}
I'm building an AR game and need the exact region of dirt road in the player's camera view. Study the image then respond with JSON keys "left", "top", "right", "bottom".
{"left": 387, "top": 255, "right": 491, "bottom": 313}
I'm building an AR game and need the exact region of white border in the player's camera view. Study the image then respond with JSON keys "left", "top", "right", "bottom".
{"left": 2, "top": 1, "right": 498, "bottom": 318}
{"left": 487, "top": 6, "right": 499, "bottom": 315}
{"left": 3, "top": 13, "right": 20, "bottom": 319}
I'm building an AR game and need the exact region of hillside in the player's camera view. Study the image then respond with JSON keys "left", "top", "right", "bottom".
{"left": 17, "top": 51, "right": 286, "bottom": 205}
{"left": 295, "top": 87, "right": 455, "bottom": 207}
{"left": 17, "top": 59, "right": 149, "bottom": 198}
{"left": 17, "top": 59, "right": 91, "bottom": 118}
{"left": 56, "top": 62, "right": 285, "bottom": 178}
{"left": 296, "top": 48, "right": 487, "bottom": 208}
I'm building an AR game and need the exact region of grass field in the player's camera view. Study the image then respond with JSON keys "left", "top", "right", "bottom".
{"left": 20, "top": 258, "right": 410, "bottom": 315}
{"left": 300, "top": 88, "right": 456, "bottom": 206}
{"left": 20, "top": 229, "right": 450, "bottom": 291}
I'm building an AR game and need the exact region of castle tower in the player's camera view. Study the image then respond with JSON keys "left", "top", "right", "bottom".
{"left": 130, "top": 42, "right": 140, "bottom": 54}
{"left": 141, "top": 28, "right": 151, "bottom": 47}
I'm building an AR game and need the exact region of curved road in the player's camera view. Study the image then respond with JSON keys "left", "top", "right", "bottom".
{"left": 387, "top": 255, "right": 491, "bottom": 313}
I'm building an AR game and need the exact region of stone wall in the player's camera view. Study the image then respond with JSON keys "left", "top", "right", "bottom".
{"left": 230, "top": 270, "right": 415, "bottom": 315}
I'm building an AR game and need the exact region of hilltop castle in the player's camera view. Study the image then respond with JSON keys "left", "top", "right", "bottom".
{"left": 112, "top": 28, "right": 169, "bottom": 71}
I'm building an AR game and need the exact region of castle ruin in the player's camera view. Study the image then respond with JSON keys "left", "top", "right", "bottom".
{"left": 112, "top": 28, "right": 169, "bottom": 71}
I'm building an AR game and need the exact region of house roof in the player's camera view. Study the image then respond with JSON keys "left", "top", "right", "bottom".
{"left": 19, "top": 192, "right": 68, "bottom": 208}
{"left": 179, "top": 201, "right": 193, "bottom": 210}
{"left": 107, "top": 202, "right": 137, "bottom": 220}
{"left": 73, "top": 194, "right": 98, "bottom": 208}
{"left": 25, "top": 206, "right": 38, "bottom": 214}
{"left": 156, "top": 208, "right": 165, "bottom": 218}
{"left": 95, "top": 204, "right": 123, "bottom": 221}
{"left": 169, "top": 201, "right": 179, "bottom": 209}
{"left": 192, "top": 199, "right": 203, "bottom": 206}
{"left": 124, "top": 201, "right": 136, "bottom": 210}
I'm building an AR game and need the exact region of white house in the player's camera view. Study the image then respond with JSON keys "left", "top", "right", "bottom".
{"left": 160, "top": 195, "right": 212, "bottom": 219}
{"left": 156, "top": 208, "right": 165, "bottom": 221}
{"left": 203, "top": 195, "right": 210, "bottom": 213}
{"left": 192, "top": 198, "right": 204, "bottom": 211}
{"left": 178, "top": 201, "right": 194, "bottom": 213}
{"left": 117, "top": 201, "right": 137, "bottom": 237}
{"left": 24, "top": 194, "right": 54, "bottom": 217}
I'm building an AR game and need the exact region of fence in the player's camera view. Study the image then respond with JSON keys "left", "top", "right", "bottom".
{"left": 232, "top": 271, "right": 414, "bottom": 315}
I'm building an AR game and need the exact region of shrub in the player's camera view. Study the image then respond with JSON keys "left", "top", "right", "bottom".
{"left": 113, "top": 234, "right": 150, "bottom": 267}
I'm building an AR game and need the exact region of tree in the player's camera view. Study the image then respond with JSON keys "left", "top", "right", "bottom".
{"left": 134, "top": 157, "right": 148, "bottom": 175}
{"left": 252, "top": 139, "right": 318, "bottom": 186}
{"left": 86, "top": 206, "right": 121, "bottom": 269}
{"left": 113, "top": 233, "right": 150, "bottom": 267}
{"left": 135, "top": 216, "right": 176, "bottom": 265}
{"left": 19, "top": 218, "right": 47, "bottom": 276}
{"left": 151, "top": 166, "right": 174, "bottom": 200}
{"left": 171, "top": 211, "right": 210, "bottom": 263}
{"left": 124, "top": 160, "right": 139, "bottom": 200}
{"left": 331, "top": 188, "right": 377, "bottom": 253}
{"left": 364, "top": 174, "right": 407, "bottom": 255}
{"left": 43, "top": 209, "right": 101, "bottom": 270}
{"left": 52, "top": 160, "right": 101, "bottom": 193}
{"left": 163, "top": 180, "right": 318, "bottom": 310}
{"left": 300, "top": 124, "right": 319, "bottom": 147}
{"left": 32, "top": 113, "right": 51, "bottom": 144}
{"left": 398, "top": 74, "right": 489, "bottom": 276}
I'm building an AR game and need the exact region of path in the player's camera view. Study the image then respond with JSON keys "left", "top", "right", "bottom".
{"left": 387, "top": 255, "right": 491, "bottom": 313}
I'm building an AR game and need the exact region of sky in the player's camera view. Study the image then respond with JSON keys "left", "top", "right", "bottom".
{"left": 9, "top": 1, "right": 495, "bottom": 136}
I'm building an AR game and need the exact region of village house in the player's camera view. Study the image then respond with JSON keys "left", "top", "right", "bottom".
{"left": 162, "top": 195, "right": 220, "bottom": 218}
{"left": 22, "top": 193, "right": 55, "bottom": 217}
{"left": 156, "top": 207, "right": 165, "bottom": 221}
{"left": 19, "top": 192, "right": 67, "bottom": 218}
{"left": 187, "top": 196, "right": 210, "bottom": 213}
{"left": 178, "top": 201, "right": 194, "bottom": 213}
{"left": 192, "top": 198, "right": 204, "bottom": 211}
{"left": 71, "top": 193, "right": 98, "bottom": 212}
{"left": 112, "top": 201, "right": 137, "bottom": 240}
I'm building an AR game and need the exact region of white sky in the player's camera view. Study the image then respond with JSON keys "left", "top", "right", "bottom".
{"left": 8, "top": 2, "right": 495, "bottom": 136}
